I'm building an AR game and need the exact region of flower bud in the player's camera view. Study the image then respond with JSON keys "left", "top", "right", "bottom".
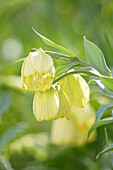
{"left": 60, "top": 74, "right": 90, "bottom": 107}
{"left": 21, "top": 48, "right": 55, "bottom": 92}
{"left": 51, "top": 104, "right": 96, "bottom": 146}
{"left": 33, "top": 85, "right": 71, "bottom": 122}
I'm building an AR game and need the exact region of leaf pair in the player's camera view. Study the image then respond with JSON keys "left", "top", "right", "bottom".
{"left": 33, "top": 27, "right": 111, "bottom": 78}
{"left": 33, "top": 27, "right": 111, "bottom": 77}
{"left": 33, "top": 27, "right": 112, "bottom": 74}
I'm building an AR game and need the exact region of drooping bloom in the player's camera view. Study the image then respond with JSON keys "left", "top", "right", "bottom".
{"left": 60, "top": 74, "right": 90, "bottom": 107}
{"left": 33, "top": 85, "right": 71, "bottom": 122}
{"left": 51, "top": 104, "right": 96, "bottom": 146}
{"left": 21, "top": 48, "right": 55, "bottom": 92}
{"left": 71, "top": 104, "right": 96, "bottom": 145}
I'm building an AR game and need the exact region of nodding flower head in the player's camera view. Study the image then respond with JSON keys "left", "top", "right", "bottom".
{"left": 21, "top": 48, "right": 55, "bottom": 92}
{"left": 60, "top": 74, "right": 90, "bottom": 108}
{"left": 33, "top": 85, "right": 71, "bottom": 122}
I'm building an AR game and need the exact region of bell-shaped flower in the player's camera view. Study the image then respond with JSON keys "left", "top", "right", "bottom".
{"left": 33, "top": 85, "right": 71, "bottom": 122}
{"left": 60, "top": 74, "right": 90, "bottom": 107}
{"left": 51, "top": 104, "right": 96, "bottom": 146}
{"left": 51, "top": 116, "right": 76, "bottom": 145}
{"left": 71, "top": 104, "right": 96, "bottom": 145}
{"left": 21, "top": 48, "right": 55, "bottom": 92}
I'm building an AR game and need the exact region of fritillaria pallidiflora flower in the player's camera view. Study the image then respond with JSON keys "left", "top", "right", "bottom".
{"left": 21, "top": 48, "right": 55, "bottom": 92}
{"left": 33, "top": 85, "right": 71, "bottom": 122}
{"left": 51, "top": 104, "right": 96, "bottom": 146}
{"left": 60, "top": 74, "right": 90, "bottom": 107}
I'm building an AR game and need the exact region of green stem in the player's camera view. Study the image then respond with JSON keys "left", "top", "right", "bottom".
{"left": 51, "top": 53, "right": 108, "bottom": 77}
{"left": 78, "top": 59, "right": 108, "bottom": 77}
{"left": 88, "top": 79, "right": 95, "bottom": 85}
{"left": 44, "top": 51, "right": 71, "bottom": 58}
{"left": 53, "top": 70, "right": 99, "bottom": 84}
{"left": 104, "top": 128, "right": 113, "bottom": 170}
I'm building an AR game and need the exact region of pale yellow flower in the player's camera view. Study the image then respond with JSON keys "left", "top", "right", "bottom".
{"left": 60, "top": 74, "right": 90, "bottom": 107}
{"left": 21, "top": 48, "right": 55, "bottom": 92}
{"left": 51, "top": 104, "right": 96, "bottom": 146}
{"left": 51, "top": 115, "right": 76, "bottom": 145}
{"left": 71, "top": 104, "right": 96, "bottom": 145}
{"left": 33, "top": 85, "right": 71, "bottom": 122}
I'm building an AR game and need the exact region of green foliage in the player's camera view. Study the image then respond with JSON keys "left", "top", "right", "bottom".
{"left": 88, "top": 117, "right": 113, "bottom": 138}
{"left": 0, "top": 122, "right": 28, "bottom": 151}
{"left": 0, "top": 155, "right": 13, "bottom": 170}
{"left": 32, "top": 27, "right": 75, "bottom": 57}
{"left": 88, "top": 79, "right": 113, "bottom": 98}
{"left": 100, "top": 77, "right": 113, "bottom": 92}
{"left": 97, "top": 144, "right": 113, "bottom": 159}
{"left": 84, "top": 37, "right": 111, "bottom": 76}
{"left": 96, "top": 128, "right": 113, "bottom": 170}
{"left": 0, "top": 91, "right": 12, "bottom": 116}
{"left": 96, "top": 103, "right": 113, "bottom": 123}
{"left": 55, "top": 62, "right": 78, "bottom": 77}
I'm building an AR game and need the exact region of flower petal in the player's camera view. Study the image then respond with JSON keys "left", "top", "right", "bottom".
{"left": 30, "top": 48, "right": 53, "bottom": 74}
{"left": 56, "top": 86, "right": 71, "bottom": 120}
{"left": 33, "top": 87, "right": 59, "bottom": 122}
{"left": 60, "top": 74, "right": 90, "bottom": 107}
{"left": 23, "top": 56, "right": 35, "bottom": 76}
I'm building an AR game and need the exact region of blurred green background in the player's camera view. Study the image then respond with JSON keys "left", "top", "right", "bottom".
{"left": 0, "top": 0, "right": 113, "bottom": 169}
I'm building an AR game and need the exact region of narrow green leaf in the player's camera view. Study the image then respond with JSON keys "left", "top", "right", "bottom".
{"left": 88, "top": 117, "right": 113, "bottom": 138}
{"left": 32, "top": 27, "right": 75, "bottom": 56}
{"left": 97, "top": 144, "right": 113, "bottom": 159}
{"left": 90, "top": 79, "right": 113, "bottom": 98}
{"left": 100, "top": 76, "right": 113, "bottom": 92}
{"left": 0, "top": 122, "right": 28, "bottom": 151}
{"left": 14, "top": 58, "right": 25, "bottom": 64}
{"left": 0, "top": 91, "right": 13, "bottom": 116}
{"left": 45, "top": 51, "right": 71, "bottom": 58}
{"left": 96, "top": 103, "right": 113, "bottom": 123}
{"left": 0, "top": 155, "right": 14, "bottom": 170}
{"left": 56, "top": 62, "right": 78, "bottom": 77}
{"left": 81, "top": 68, "right": 102, "bottom": 77}
{"left": 84, "top": 37, "right": 111, "bottom": 76}
{"left": 44, "top": 51, "right": 80, "bottom": 62}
